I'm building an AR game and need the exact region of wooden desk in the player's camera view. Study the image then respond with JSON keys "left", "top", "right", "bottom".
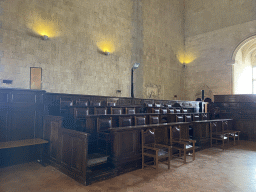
{"left": 191, "top": 119, "right": 233, "bottom": 146}
{"left": 109, "top": 122, "right": 190, "bottom": 173}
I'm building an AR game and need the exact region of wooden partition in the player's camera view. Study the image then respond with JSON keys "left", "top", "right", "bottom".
{"left": 43, "top": 115, "right": 89, "bottom": 185}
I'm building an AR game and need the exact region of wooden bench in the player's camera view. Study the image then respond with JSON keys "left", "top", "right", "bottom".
{"left": 0, "top": 138, "right": 49, "bottom": 165}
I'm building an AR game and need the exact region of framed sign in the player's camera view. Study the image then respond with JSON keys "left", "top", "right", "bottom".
{"left": 30, "top": 67, "right": 42, "bottom": 90}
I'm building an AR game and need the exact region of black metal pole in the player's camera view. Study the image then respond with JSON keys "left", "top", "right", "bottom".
{"left": 131, "top": 68, "right": 134, "bottom": 98}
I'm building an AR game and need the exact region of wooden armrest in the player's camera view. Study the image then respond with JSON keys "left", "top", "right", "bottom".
{"left": 181, "top": 139, "right": 196, "bottom": 143}
{"left": 155, "top": 144, "right": 170, "bottom": 148}
{"left": 143, "top": 146, "right": 159, "bottom": 151}
{"left": 172, "top": 140, "right": 188, "bottom": 145}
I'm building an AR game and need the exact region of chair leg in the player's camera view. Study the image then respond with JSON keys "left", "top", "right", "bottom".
{"left": 156, "top": 152, "right": 159, "bottom": 172}
{"left": 168, "top": 147, "right": 170, "bottom": 169}
{"left": 170, "top": 147, "right": 173, "bottom": 160}
{"left": 142, "top": 154, "right": 144, "bottom": 169}
{"left": 193, "top": 144, "right": 195, "bottom": 161}
{"left": 184, "top": 145, "right": 186, "bottom": 164}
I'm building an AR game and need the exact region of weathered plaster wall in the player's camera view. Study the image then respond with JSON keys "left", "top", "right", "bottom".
{"left": 0, "top": 0, "right": 133, "bottom": 97}
{"left": 142, "top": 0, "right": 184, "bottom": 100}
{"left": 184, "top": 0, "right": 256, "bottom": 100}
{"left": 0, "top": 0, "right": 185, "bottom": 100}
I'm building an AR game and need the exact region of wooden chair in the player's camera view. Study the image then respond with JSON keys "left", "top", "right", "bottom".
{"left": 152, "top": 108, "right": 160, "bottom": 114}
{"left": 154, "top": 103, "right": 161, "bottom": 108}
{"left": 176, "top": 115, "right": 184, "bottom": 122}
{"left": 97, "top": 117, "right": 112, "bottom": 154}
{"left": 72, "top": 107, "right": 89, "bottom": 119}
{"left": 149, "top": 115, "right": 160, "bottom": 124}
{"left": 135, "top": 116, "right": 146, "bottom": 125}
{"left": 126, "top": 108, "right": 136, "bottom": 114}
{"left": 119, "top": 116, "right": 132, "bottom": 127}
{"left": 184, "top": 115, "right": 192, "bottom": 122}
{"left": 161, "top": 109, "right": 168, "bottom": 114}
{"left": 222, "top": 120, "right": 240, "bottom": 145}
{"left": 94, "top": 107, "right": 107, "bottom": 115}
{"left": 210, "top": 121, "right": 229, "bottom": 150}
{"left": 182, "top": 109, "right": 188, "bottom": 113}
{"left": 193, "top": 114, "right": 200, "bottom": 121}
{"left": 111, "top": 108, "right": 122, "bottom": 115}
{"left": 141, "top": 128, "right": 171, "bottom": 171}
{"left": 201, "top": 113, "right": 209, "bottom": 120}
{"left": 91, "top": 101, "right": 101, "bottom": 107}
{"left": 108, "top": 102, "right": 116, "bottom": 107}
{"left": 169, "top": 124, "right": 196, "bottom": 163}
{"left": 168, "top": 109, "right": 175, "bottom": 114}
{"left": 175, "top": 109, "right": 181, "bottom": 113}
{"left": 75, "top": 100, "right": 89, "bottom": 107}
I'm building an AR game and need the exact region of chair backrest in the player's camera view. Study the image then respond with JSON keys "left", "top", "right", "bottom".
{"left": 210, "top": 122, "right": 217, "bottom": 133}
{"left": 141, "top": 128, "right": 155, "bottom": 146}
{"left": 145, "top": 103, "right": 153, "bottom": 107}
{"left": 91, "top": 101, "right": 101, "bottom": 107}
{"left": 176, "top": 115, "right": 184, "bottom": 122}
{"left": 119, "top": 116, "right": 132, "bottom": 127}
{"left": 182, "top": 109, "right": 188, "bottom": 113}
{"left": 95, "top": 107, "right": 107, "bottom": 115}
{"left": 111, "top": 108, "right": 122, "bottom": 115}
{"left": 175, "top": 109, "right": 181, "bottom": 113}
{"left": 73, "top": 108, "right": 89, "bottom": 118}
{"left": 126, "top": 108, "right": 135, "bottom": 114}
{"left": 135, "top": 116, "right": 146, "bottom": 125}
{"left": 75, "top": 100, "right": 88, "bottom": 107}
{"left": 222, "top": 121, "right": 228, "bottom": 131}
{"left": 155, "top": 103, "right": 161, "bottom": 108}
{"left": 108, "top": 102, "right": 116, "bottom": 107}
{"left": 161, "top": 109, "right": 168, "bottom": 114}
{"left": 152, "top": 108, "right": 160, "bottom": 114}
{"left": 166, "top": 104, "right": 172, "bottom": 108}
{"left": 185, "top": 115, "right": 192, "bottom": 122}
{"left": 171, "top": 126, "right": 181, "bottom": 141}
{"left": 168, "top": 109, "right": 175, "bottom": 113}
{"left": 202, "top": 113, "right": 208, "bottom": 120}
{"left": 193, "top": 114, "right": 200, "bottom": 121}
{"left": 97, "top": 117, "right": 112, "bottom": 132}
{"left": 149, "top": 115, "right": 159, "bottom": 124}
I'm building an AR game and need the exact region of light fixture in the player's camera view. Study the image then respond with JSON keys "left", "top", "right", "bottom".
{"left": 43, "top": 35, "right": 48, "bottom": 40}
{"left": 132, "top": 62, "right": 140, "bottom": 69}
{"left": 131, "top": 63, "right": 140, "bottom": 98}
{"left": 104, "top": 51, "right": 110, "bottom": 56}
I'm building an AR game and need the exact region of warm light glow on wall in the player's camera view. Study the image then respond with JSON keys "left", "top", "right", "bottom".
{"left": 177, "top": 52, "right": 197, "bottom": 64}
{"left": 27, "top": 13, "right": 60, "bottom": 38}
{"left": 97, "top": 40, "right": 115, "bottom": 53}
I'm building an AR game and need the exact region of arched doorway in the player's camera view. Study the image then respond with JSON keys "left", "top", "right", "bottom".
{"left": 232, "top": 36, "right": 256, "bottom": 94}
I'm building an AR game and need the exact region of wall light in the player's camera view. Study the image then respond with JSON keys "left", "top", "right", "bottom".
{"left": 43, "top": 35, "right": 48, "bottom": 40}
{"left": 131, "top": 63, "right": 140, "bottom": 98}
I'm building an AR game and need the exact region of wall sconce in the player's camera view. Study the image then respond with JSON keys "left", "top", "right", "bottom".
{"left": 43, "top": 35, "right": 48, "bottom": 40}
{"left": 131, "top": 63, "right": 140, "bottom": 98}
{"left": 104, "top": 51, "right": 110, "bottom": 56}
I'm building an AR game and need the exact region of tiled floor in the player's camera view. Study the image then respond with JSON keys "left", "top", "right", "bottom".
{"left": 0, "top": 141, "right": 256, "bottom": 192}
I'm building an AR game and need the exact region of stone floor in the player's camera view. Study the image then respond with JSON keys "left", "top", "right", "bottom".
{"left": 0, "top": 141, "right": 256, "bottom": 192}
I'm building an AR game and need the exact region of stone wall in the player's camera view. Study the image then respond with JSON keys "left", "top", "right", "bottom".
{"left": 142, "top": 0, "right": 184, "bottom": 100}
{"left": 0, "top": 0, "right": 184, "bottom": 100}
{"left": 184, "top": 0, "right": 256, "bottom": 100}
